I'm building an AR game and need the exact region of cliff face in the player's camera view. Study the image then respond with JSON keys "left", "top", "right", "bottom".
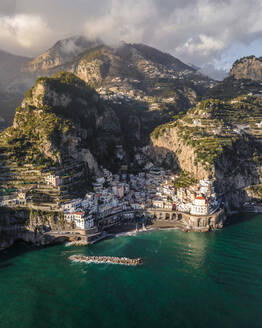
{"left": 149, "top": 97, "right": 262, "bottom": 211}
{"left": 230, "top": 56, "right": 262, "bottom": 80}
{"left": 149, "top": 126, "right": 210, "bottom": 179}
{"left": 0, "top": 208, "right": 71, "bottom": 251}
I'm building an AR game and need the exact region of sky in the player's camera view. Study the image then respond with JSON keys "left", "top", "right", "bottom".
{"left": 1, "top": 0, "right": 262, "bottom": 79}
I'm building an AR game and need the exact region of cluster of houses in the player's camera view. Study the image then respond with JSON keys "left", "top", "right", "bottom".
{"left": 0, "top": 190, "right": 29, "bottom": 207}
{"left": 0, "top": 157, "right": 220, "bottom": 232}
{"left": 95, "top": 60, "right": 213, "bottom": 106}
{"left": 60, "top": 165, "right": 220, "bottom": 232}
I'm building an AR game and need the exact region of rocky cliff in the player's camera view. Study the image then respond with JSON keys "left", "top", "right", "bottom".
{"left": 0, "top": 208, "right": 71, "bottom": 251}
{"left": 230, "top": 56, "right": 262, "bottom": 81}
{"left": 149, "top": 97, "right": 262, "bottom": 211}
{"left": 1, "top": 72, "right": 121, "bottom": 171}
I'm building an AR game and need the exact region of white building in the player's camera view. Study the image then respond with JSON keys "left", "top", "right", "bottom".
{"left": 190, "top": 197, "right": 208, "bottom": 215}
{"left": 152, "top": 200, "right": 164, "bottom": 208}
{"left": 75, "top": 212, "right": 94, "bottom": 230}
{"left": 65, "top": 211, "right": 94, "bottom": 230}
{"left": 163, "top": 202, "right": 172, "bottom": 210}
{"left": 112, "top": 183, "right": 125, "bottom": 198}
{"left": 62, "top": 198, "right": 82, "bottom": 212}
{"left": 45, "top": 175, "right": 62, "bottom": 187}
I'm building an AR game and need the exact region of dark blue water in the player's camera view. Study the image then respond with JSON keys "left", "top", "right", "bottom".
{"left": 1, "top": 214, "right": 262, "bottom": 328}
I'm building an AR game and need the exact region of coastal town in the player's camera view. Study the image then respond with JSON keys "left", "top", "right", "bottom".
{"left": 0, "top": 156, "right": 223, "bottom": 236}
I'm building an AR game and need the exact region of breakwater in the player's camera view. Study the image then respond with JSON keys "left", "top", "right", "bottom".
{"left": 69, "top": 255, "right": 143, "bottom": 266}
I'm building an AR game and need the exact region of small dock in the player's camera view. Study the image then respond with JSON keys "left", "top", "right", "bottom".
{"left": 69, "top": 255, "right": 143, "bottom": 266}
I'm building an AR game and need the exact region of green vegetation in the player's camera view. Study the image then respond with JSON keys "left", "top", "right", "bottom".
{"left": 1, "top": 104, "right": 74, "bottom": 166}
{"left": 248, "top": 185, "right": 262, "bottom": 200}
{"left": 36, "top": 72, "right": 89, "bottom": 91}
{"left": 174, "top": 171, "right": 198, "bottom": 189}
{"left": 232, "top": 56, "right": 262, "bottom": 68}
{"left": 150, "top": 121, "right": 177, "bottom": 139}
{"left": 0, "top": 72, "right": 111, "bottom": 167}
{"left": 207, "top": 77, "right": 262, "bottom": 100}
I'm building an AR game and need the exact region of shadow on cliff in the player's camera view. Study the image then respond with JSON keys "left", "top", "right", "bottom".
{"left": 214, "top": 136, "right": 262, "bottom": 213}
{"left": 146, "top": 144, "right": 181, "bottom": 172}
{"left": 110, "top": 99, "right": 186, "bottom": 152}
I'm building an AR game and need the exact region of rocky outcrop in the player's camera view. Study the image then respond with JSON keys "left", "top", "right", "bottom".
{"left": 4, "top": 72, "right": 122, "bottom": 171}
{"left": 230, "top": 56, "right": 262, "bottom": 80}
{"left": 0, "top": 208, "right": 70, "bottom": 251}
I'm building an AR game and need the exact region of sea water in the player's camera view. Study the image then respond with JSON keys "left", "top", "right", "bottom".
{"left": 1, "top": 213, "right": 262, "bottom": 328}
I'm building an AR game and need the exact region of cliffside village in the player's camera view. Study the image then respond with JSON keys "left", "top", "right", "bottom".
{"left": 95, "top": 67, "right": 214, "bottom": 107}
{"left": 0, "top": 163, "right": 220, "bottom": 232}
{"left": 60, "top": 166, "right": 220, "bottom": 231}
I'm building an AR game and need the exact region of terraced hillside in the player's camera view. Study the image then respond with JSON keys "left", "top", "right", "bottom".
{"left": 149, "top": 96, "right": 262, "bottom": 211}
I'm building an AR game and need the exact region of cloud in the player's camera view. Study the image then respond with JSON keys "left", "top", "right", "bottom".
{"left": 1, "top": 0, "right": 262, "bottom": 77}
{"left": 0, "top": 0, "right": 16, "bottom": 16}
{"left": 83, "top": 0, "right": 262, "bottom": 70}
{"left": 0, "top": 14, "right": 52, "bottom": 55}
{"left": 84, "top": 1, "right": 157, "bottom": 46}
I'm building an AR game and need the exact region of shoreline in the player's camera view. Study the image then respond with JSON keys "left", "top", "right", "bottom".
{"left": 1, "top": 211, "right": 262, "bottom": 252}
{"left": 65, "top": 211, "right": 262, "bottom": 246}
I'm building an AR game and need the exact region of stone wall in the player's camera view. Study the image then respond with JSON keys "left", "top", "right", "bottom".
{"left": 146, "top": 208, "right": 226, "bottom": 232}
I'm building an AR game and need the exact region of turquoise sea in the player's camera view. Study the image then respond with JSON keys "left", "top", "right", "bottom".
{"left": 1, "top": 214, "right": 262, "bottom": 328}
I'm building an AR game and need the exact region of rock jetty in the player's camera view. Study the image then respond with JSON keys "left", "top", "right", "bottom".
{"left": 69, "top": 255, "right": 143, "bottom": 266}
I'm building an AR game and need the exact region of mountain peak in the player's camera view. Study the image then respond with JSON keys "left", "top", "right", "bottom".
{"left": 24, "top": 36, "right": 102, "bottom": 73}
{"left": 116, "top": 42, "right": 195, "bottom": 72}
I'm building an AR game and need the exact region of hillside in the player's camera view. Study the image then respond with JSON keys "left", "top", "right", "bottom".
{"left": 0, "top": 72, "right": 122, "bottom": 207}
{"left": 149, "top": 96, "right": 262, "bottom": 211}
{"left": 21, "top": 38, "right": 214, "bottom": 136}
{"left": 63, "top": 42, "right": 212, "bottom": 102}
{"left": 64, "top": 42, "right": 214, "bottom": 141}
{"left": 207, "top": 76, "right": 262, "bottom": 100}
